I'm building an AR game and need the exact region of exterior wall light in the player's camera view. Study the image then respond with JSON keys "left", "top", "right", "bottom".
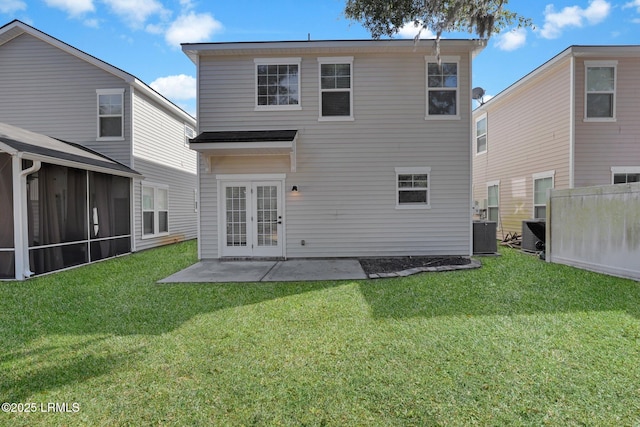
{"left": 291, "top": 185, "right": 299, "bottom": 192}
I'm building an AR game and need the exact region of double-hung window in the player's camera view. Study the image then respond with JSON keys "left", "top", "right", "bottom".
{"left": 318, "top": 57, "right": 353, "bottom": 120}
{"left": 255, "top": 58, "right": 301, "bottom": 110}
{"left": 426, "top": 56, "right": 459, "bottom": 119}
{"left": 612, "top": 167, "right": 640, "bottom": 184}
{"left": 97, "top": 89, "right": 124, "bottom": 139}
{"left": 533, "top": 171, "right": 554, "bottom": 219}
{"left": 396, "top": 167, "right": 431, "bottom": 209}
{"left": 487, "top": 181, "right": 499, "bottom": 223}
{"left": 585, "top": 61, "right": 617, "bottom": 121}
{"left": 476, "top": 114, "right": 487, "bottom": 154}
{"left": 142, "top": 183, "right": 169, "bottom": 237}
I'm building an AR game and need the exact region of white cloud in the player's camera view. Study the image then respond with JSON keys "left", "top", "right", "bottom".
{"left": 44, "top": 0, "right": 94, "bottom": 16}
{"left": 623, "top": 0, "right": 640, "bottom": 12}
{"left": 101, "top": 0, "right": 168, "bottom": 28}
{"left": 150, "top": 74, "right": 196, "bottom": 101}
{"left": 0, "top": 0, "right": 27, "bottom": 14}
{"left": 539, "top": 0, "right": 611, "bottom": 39}
{"left": 164, "top": 12, "right": 223, "bottom": 47}
{"left": 397, "top": 21, "right": 436, "bottom": 39}
{"left": 495, "top": 28, "right": 527, "bottom": 51}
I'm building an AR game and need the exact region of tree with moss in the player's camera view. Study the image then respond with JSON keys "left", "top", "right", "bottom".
{"left": 344, "top": 0, "right": 532, "bottom": 41}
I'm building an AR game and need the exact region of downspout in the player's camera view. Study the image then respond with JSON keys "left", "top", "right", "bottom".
{"left": 13, "top": 154, "right": 41, "bottom": 280}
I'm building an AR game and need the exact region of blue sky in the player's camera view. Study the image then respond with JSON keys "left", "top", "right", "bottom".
{"left": 1, "top": 0, "right": 639, "bottom": 116}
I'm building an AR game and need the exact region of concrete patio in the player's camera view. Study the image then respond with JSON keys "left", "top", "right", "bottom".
{"left": 158, "top": 259, "right": 368, "bottom": 283}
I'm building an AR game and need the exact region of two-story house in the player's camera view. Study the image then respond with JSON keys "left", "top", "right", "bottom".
{"left": 0, "top": 20, "right": 197, "bottom": 280}
{"left": 472, "top": 45, "right": 640, "bottom": 239}
{"left": 182, "top": 39, "right": 485, "bottom": 260}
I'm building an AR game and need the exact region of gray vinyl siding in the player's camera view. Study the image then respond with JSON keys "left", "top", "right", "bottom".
{"left": 132, "top": 158, "right": 197, "bottom": 251}
{"left": 131, "top": 90, "right": 197, "bottom": 251}
{"left": 197, "top": 47, "right": 475, "bottom": 258}
{"left": 472, "top": 56, "right": 572, "bottom": 237}
{"left": 132, "top": 90, "right": 197, "bottom": 175}
{"left": 0, "top": 33, "right": 132, "bottom": 166}
{"left": 574, "top": 56, "right": 640, "bottom": 187}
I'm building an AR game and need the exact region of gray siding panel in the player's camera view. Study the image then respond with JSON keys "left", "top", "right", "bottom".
{"left": 133, "top": 158, "right": 197, "bottom": 252}
{"left": 197, "top": 48, "right": 474, "bottom": 258}
{"left": 574, "top": 56, "right": 640, "bottom": 187}
{"left": 0, "top": 33, "right": 132, "bottom": 165}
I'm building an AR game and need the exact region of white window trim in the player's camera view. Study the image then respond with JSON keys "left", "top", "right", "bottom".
{"left": 141, "top": 182, "right": 170, "bottom": 239}
{"left": 532, "top": 171, "right": 554, "bottom": 219}
{"left": 254, "top": 58, "right": 302, "bottom": 111}
{"left": 317, "top": 56, "right": 354, "bottom": 122}
{"left": 611, "top": 166, "right": 640, "bottom": 184}
{"left": 96, "top": 88, "right": 125, "bottom": 141}
{"left": 584, "top": 60, "right": 617, "bottom": 122}
{"left": 487, "top": 180, "right": 499, "bottom": 222}
{"left": 425, "top": 56, "right": 460, "bottom": 121}
{"left": 395, "top": 167, "right": 431, "bottom": 209}
{"left": 475, "top": 113, "right": 488, "bottom": 155}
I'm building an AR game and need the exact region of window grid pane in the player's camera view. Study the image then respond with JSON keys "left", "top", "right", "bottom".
{"left": 320, "top": 62, "right": 351, "bottom": 117}
{"left": 226, "top": 186, "right": 247, "bottom": 247}
{"left": 398, "top": 173, "right": 429, "bottom": 205}
{"left": 586, "top": 66, "right": 615, "bottom": 118}
{"left": 98, "top": 93, "right": 123, "bottom": 137}
{"left": 257, "top": 64, "right": 299, "bottom": 106}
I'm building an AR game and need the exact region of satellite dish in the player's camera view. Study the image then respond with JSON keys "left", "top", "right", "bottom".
{"left": 472, "top": 87, "right": 485, "bottom": 101}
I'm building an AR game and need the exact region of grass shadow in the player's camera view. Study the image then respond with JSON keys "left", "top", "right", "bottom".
{"left": 359, "top": 248, "right": 640, "bottom": 319}
{"left": 0, "top": 241, "right": 348, "bottom": 346}
{"left": 0, "top": 338, "right": 144, "bottom": 402}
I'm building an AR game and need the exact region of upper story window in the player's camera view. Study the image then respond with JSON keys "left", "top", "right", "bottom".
{"left": 585, "top": 61, "right": 617, "bottom": 121}
{"left": 255, "top": 58, "right": 301, "bottom": 111}
{"left": 318, "top": 57, "right": 353, "bottom": 121}
{"left": 475, "top": 114, "right": 487, "bottom": 154}
{"left": 184, "top": 124, "right": 195, "bottom": 147}
{"left": 611, "top": 167, "right": 640, "bottom": 184}
{"left": 97, "top": 89, "right": 124, "bottom": 140}
{"left": 426, "top": 56, "right": 459, "bottom": 119}
{"left": 395, "top": 167, "right": 431, "bottom": 209}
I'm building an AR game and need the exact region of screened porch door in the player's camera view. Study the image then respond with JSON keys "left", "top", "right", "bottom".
{"left": 221, "top": 181, "right": 283, "bottom": 257}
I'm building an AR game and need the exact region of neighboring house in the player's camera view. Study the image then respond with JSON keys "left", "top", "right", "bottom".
{"left": 182, "top": 39, "right": 485, "bottom": 260}
{"left": 472, "top": 45, "right": 640, "bottom": 238}
{"left": 0, "top": 20, "right": 197, "bottom": 280}
{"left": 0, "top": 122, "right": 139, "bottom": 280}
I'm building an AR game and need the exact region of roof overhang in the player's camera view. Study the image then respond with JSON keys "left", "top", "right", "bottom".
{"left": 182, "top": 39, "right": 486, "bottom": 64}
{"left": 190, "top": 130, "right": 298, "bottom": 172}
{"left": 0, "top": 123, "right": 140, "bottom": 177}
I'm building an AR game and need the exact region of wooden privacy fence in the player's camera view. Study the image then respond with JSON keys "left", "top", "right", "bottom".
{"left": 547, "top": 182, "right": 640, "bottom": 281}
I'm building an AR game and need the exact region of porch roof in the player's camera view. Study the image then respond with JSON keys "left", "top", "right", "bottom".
{"left": 0, "top": 122, "right": 140, "bottom": 177}
{"left": 189, "top": 130, "right": 298, "bottom": 171}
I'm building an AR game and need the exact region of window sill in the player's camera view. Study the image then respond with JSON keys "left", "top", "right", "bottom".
{"left": 318, "top": 116, "right": 354, "bottom": 122}
{"left": 141, "top": 232, "right": 170, "bottom": 240}
{"left": 583, "top": 117, "right": 616, "bottom": 123}
{"left": 395, "top": 204, "right": 431, "bottom": 210}
{"left": 255, "top": 105, "right": 302, "bottom": 112}
{"left": 476, "top": 150, "right": 487, "bottom": 156}
{"left": 425, "top": 115, "right": 460, "bottom": 121}
{"left": 97, "top": 136, "right": 125, "bottom": 141}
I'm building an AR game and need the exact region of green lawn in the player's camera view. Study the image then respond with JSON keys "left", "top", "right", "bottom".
{"left": 1, "top": 241, "right": 639, "bottom": 426}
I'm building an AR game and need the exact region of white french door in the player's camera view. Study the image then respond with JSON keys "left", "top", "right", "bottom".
{"left": 221, "top": 180, "right": 283, "bottom": 257}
